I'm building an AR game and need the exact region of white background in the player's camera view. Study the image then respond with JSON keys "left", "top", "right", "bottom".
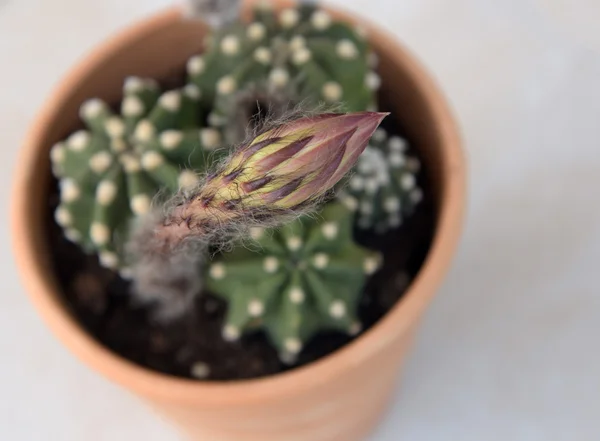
{"left": 1, "top": 0, "right": 599, "bottom": 440}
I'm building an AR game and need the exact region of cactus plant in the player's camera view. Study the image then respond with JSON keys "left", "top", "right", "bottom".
{"left": 186, "top": 1, "right": 380, "bottom": 143}
{"left": 50, "top": 77, "right": 223, "bottom": 273}
{"left": 338, "top": 127, "right": 423, "bottom": 234}
{"left": 205, "top": 202, "right": 382, "bottom": 361}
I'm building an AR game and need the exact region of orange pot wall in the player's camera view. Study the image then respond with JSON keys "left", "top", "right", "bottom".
{"left": 11, "top": 2, "right": 465, "bottom": 440}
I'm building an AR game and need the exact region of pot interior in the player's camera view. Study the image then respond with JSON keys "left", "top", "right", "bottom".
{"left": 21, "top": 7, "right": 453, "bottom": 380}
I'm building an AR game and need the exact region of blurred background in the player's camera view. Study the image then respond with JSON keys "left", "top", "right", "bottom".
{"left": 1, "top": 0, "right": 599, "bottom": 439}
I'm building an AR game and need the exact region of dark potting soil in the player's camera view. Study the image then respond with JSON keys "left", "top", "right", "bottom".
{"left": 45, "top": 79, "right": 437, "bottom": 380}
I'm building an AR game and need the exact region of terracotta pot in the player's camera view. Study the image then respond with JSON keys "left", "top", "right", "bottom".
{"left": 11, "top": 2, "right": 465, "bottom": 440}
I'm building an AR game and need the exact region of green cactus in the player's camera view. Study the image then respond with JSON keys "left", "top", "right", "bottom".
{"left": 50, "top": 77, "right": 223, "bottom": 274}
{"left": 338, "top": 127, "right": 423, "bottom": 234}
{"left": 205, "top": 202, "right": 382, "bottom": 361}
{"left": 187, "top": 2, "right": 380, "bottom": 143}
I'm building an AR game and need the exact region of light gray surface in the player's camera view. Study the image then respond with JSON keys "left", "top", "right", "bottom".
{"left": 1, "top": 0, "right": 599, "bottom": 440}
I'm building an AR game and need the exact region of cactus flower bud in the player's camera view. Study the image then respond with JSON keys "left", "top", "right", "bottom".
{"left": 167, "top": 111, "right": 388, "bottom": 233}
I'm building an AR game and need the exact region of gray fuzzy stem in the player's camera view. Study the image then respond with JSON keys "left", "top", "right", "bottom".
{"left": 126, "top": 209, "right": 209, "bottom": 322}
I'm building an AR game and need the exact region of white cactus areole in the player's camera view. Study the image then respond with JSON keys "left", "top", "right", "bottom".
{"left": 205, "top": 203, "right": 382, "bottom": 362}
{"left": 339, "top": 127, "right": 423, "bottom": 234}
{"left": 186, "top": 2, "right": 380, "bottom": 141}
{"left": 50, "top": 77, "right": 224, "bottom": 273}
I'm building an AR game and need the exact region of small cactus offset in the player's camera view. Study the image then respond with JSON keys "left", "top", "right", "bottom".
{"left": 338, "top": 127, "right": 423, "bottom": 234}
{"left": 50, "top": 77, "right": 223, "bottom": 273}
{"left": 186, "top": 1, "right": 380, "bottom": 143}
{"left": 205, "top": 202, "right": 382, "bottom": 361}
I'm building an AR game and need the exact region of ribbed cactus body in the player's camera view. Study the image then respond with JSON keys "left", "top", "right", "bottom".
{"left": 339, "top": 127, "right": 423, "bottom": 234}
{"left": 187, "top": 2, "right": 379, "bottom": 142}
{"left": 205, "top": 202, "right": 382, "bottom": 361}
{"left": 50, "top": 77, "right": 223, "bottom": 272}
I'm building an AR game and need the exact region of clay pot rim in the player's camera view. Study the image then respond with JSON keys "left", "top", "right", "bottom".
{"left": 11, "top": 3, "right": 465, "bottom": 406}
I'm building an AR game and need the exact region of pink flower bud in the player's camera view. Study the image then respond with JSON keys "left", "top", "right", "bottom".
{"left": 189, "top": 112, "right": 387, "bottom": 222}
